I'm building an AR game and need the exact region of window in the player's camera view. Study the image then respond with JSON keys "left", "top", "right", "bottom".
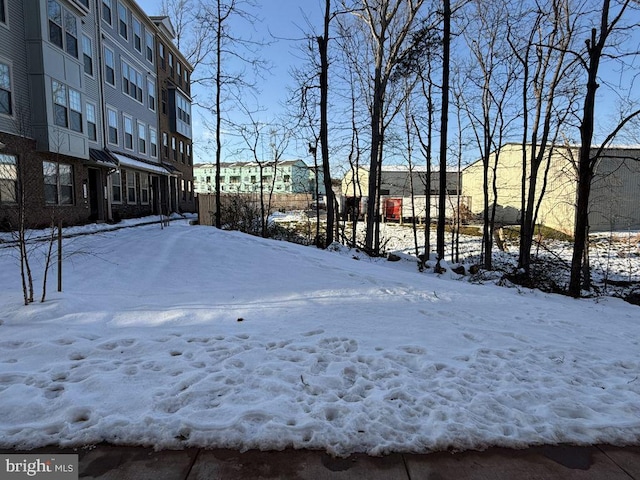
{"left": 82, "top": 35, "right": 93, "bottom": 75}
{"left": 52, "top": 81, "right": 81, "bottom": 132}
{"left": 86, "top": 102, "right": 97, "bottom": 141}
{"left": 0, "top": 62, "right": 11, "bottom": 115}
{"left": 123, "top": 115, "right": 133, "bottom": 149}
{"left": 140, "top": 173, "right": 149, "bottom": 204}
{"left": 149, "top": 127, "right": 157, "bottom": 158}
{"left": 133, "top": 17, "right": 142, "bottom": 52}
{"left": 77, "top": 0, "right": 89, "bottom": 8}
{"left": 161, "top": 88, "right": 167, "bottom": 114}
{"left": 0, "top": 154, "right": 17, "bottom": 203}
{"left": 145, "top": 31, "right": 154, "bottom": 63}
{"left": 147, "top": 79, "right": 155, "bottom": 111}
{"left": 48, "top": 0, "right": 63, "bottom": 48}
{"left": 126, "top": 170, "right": 136, "bottom": 203}
{"left": 137, "top": 122, "right": 146, "bottom": 153}
{"left": 162, "top": 132, "right": 168, "bottom": 157}
{"left": 48, "top": 1, "right": 77, "bottom": 57}
{"left": 159, "top": 42, "right": 165, "bottom": 69}
{"left": 52, "top": 80, "right": 68, "bottom": 128}
{"left": 179, "top": 140, "right": 184, "bottom": 162}
{"left": 176, "top": 62, "right": 181, "bottom": 84}
{"left": 43, "top": 161, "right": 74, "bottom": 205}
{"left": 171, "top": 136, "right": 177, "bottom": 160}
{"left": 111, "top": 170, "right": 121, "bottom": 202}
{"left": 186, "top": 144, "right": 191, "bottom": 164}
{"left": 102, "top": 0, "right": 112, "bottom": 24}
{"left": 68, "top": 87, "right": 82, "bottom": 132}
{"left": 181, "top": 179, "right": 186, "bottom": 200}
{"left": 0, "top": 0, "right": 6, "bottom": 25}
{"left": 184, "top": 69, "right": 188, "bottom": 86}
{"left": 64, "top": 10, "right": 78, "bottom": 57}
{"left": 175, "top": 91, "right": 192, "bottom": 137}
{"left": 107, "top": 107, "right": 118, "bottom": 144}
{"left": 104, "top": 47, "right": 115, "bottom": 86}
{"left": 168, "top": 52, "right": 173, "bottom": 76}
{"left": 122, "top": 61, "right": 143, "bottom": 102}
{"left": 118, "top": 2, "right": 128, "bottom": 39}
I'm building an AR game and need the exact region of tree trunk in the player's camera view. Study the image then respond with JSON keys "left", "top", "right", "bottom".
{"left": 436, "top": 0, "right": 450, "bottom": 265}
{"left": 214, "top": 0, "right": 223, "bottom": 229}
{"left": 569, "top": 24, "right": 602, "bottom": 297}
{"left": 318, "top": 0, "right": 335, "bottom": 248}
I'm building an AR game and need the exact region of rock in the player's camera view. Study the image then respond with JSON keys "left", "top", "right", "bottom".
{"left": 452, "top": 265, "right": 466, "bottom": 275}
{"left": 387, "top": 253, "right": 402, "bottom": 262}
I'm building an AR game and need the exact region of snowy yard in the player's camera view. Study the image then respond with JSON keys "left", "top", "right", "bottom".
{"left": 0, "top": 218, "right": 639, "bottom": 455}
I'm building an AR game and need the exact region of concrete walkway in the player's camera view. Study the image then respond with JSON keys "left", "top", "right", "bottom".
{"left": 3, "top": 444, "right": 639, "bottom": 479}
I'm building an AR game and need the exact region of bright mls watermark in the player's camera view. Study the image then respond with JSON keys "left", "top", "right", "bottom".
{"left": 1, "top": 454, "right": 78, "bottom": 480}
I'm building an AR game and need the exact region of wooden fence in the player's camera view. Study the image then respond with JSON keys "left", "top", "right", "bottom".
{"left": 197, "top": 193, "right": 314, "bottom": 226}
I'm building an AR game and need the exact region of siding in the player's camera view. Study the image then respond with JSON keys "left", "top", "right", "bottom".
{"left": 461, "top": 144, "right": 640, "bottom": 234}
{"left": 99, "top": 0, "right": 158, "bottom": 163}
{"left": 0, "top": 0, "right": 31, "bottom": 135}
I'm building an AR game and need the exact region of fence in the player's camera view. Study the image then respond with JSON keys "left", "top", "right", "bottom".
{"left": 198, "top": 193, "right": 314, "bottom": 226}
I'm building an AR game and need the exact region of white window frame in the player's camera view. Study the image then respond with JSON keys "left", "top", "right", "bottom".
{"left": 82, "top": 34, "right": 93, "bottom": 76}
{"left": 107, "top": 106, "right": 118, "bottom": 145}
{"left": 0, "top": 60, "right": 12, "bottom": 117}
{"left": 0, "top": 153, "right": 17, "bottom": 203}
{"left": 86, "top": 101, "right": 97, "bottom": 142}
{"left": 147, "top": 78, "right": 155, "bottom": 111}
{"left": 68, "top": 87, "right": 82, "bottom": 132}
{"left": 102, "top": 0, "right": 112, "bottom": 25}
{"left": 149, "top": 127, "right": 158, "bottom": 158}
{"left": 140, "top": 173, "right": 149, "bottom": 204}
{"left": 126, "top": 169, "right": 136, "bottom": 203}
{"left": 104, "top": 46, "right": 115, "bottom": 87}
{"left": 137, "top": 121, "right": 146, "bottom": 154}
{"left": 133, "top": 16, "right": 142, "bottom": 53}
{"left": 123, "top": 114, "right": 134, "bottom": 150}
{"left": 145, "top": 30, "right": 154, "bottom": 63}
{"left": 111, "top": 169, "right": 122, "bottom": 203}
{"left": 117, "top": 2, "right": 128, "bottom": 40}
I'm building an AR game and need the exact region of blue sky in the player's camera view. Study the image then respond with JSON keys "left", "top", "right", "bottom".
{"left": 135, "top": 0, "right": 324, "bottom": 163}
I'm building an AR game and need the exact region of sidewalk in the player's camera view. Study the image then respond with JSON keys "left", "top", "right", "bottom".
{"left": 3, "top": 444, "right": 638, "bottom": 479}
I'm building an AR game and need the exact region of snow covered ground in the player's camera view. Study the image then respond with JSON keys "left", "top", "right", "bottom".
{"left": 0, "top": 217, "right": 639, "bottom": 455}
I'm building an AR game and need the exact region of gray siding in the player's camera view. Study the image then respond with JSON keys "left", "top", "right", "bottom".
{"left": 99, "top": 0, "right": 158, "bottom": 163}
{"left": 80, "top": 0, "right": 103, "bottom": 148}
{"left": 0, "top": 0, "right": 31, "bottom": 135}
{"left": 590, "top": 150, "right": 640, "bottom": 232}
{"left": 23, "top": 0, "right": 91, "bottom": 158}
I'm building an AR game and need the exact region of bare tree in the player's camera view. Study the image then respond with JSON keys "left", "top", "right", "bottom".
{"left": 340, "top": 0, "right": 425, "bottom": 256}
{"left": 435, "top": 0, "right": 450, "bottom": 269}
{"left": 506, "top": 0, "right": 580, "bottom": 278}
{"left": 316, "top": 0, "right": 338, "bottom": 248}
{"left": 458, "top": 0, "right": 519, "bottom": 270}
{"left": 235, "top": 109, "right": 292, "bottom": 237}
{"left": 568, "top": 0, "right": 640, "bottom": 297}
{"left": 162, "top": 0, "right": 269, "bottom": 228}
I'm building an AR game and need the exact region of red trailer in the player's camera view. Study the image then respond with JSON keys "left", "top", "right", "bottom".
{"left": 384, "top": 198, "right": 402, "bottom": 221}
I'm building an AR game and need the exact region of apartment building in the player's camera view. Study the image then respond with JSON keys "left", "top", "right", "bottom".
{"left": 0, "top": 0, "right": 194, "bottom": 229}
{"left": 193, "top": 160, "right": 325, "bottom": 197}
{"left": 151, "top": 15, "right": 195, "bottom": 213}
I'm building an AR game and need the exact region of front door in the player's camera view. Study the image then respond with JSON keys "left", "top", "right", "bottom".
{"left": 88, "top": 168, "right": 102, "bottom": 221}
{"left": 150, "top": 175, "right": 160, "bottom": 215}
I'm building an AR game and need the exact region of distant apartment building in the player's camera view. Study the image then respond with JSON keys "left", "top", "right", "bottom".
{"left": 0, "top": 0, "right": 194, "bottom": 229}
{"left": 194, "top": 160, "right": 325, "bottom": 198}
